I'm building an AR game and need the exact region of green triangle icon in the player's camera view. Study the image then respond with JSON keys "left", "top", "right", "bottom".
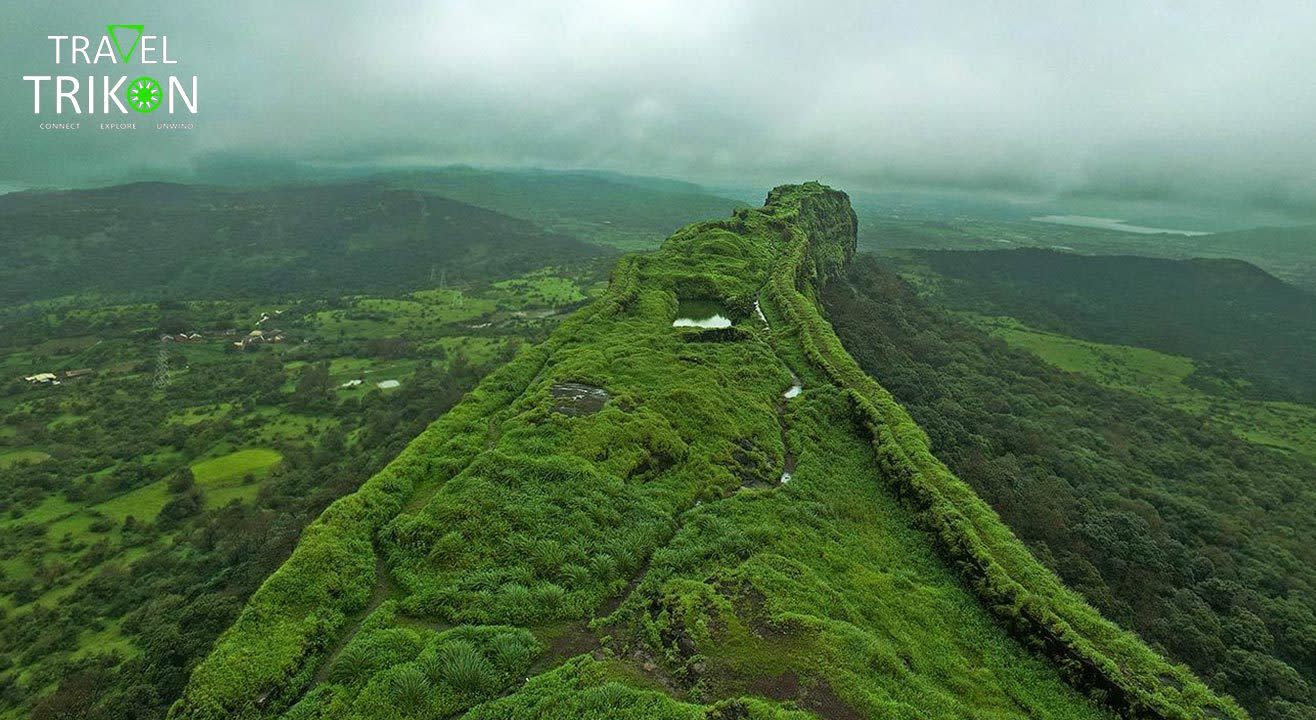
{"left": 106, "top": 24, "right": 144, "bottom": 64}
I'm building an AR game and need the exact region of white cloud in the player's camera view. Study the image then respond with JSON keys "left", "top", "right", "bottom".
{"left": 1, "top": 0, "right": 1313, "bottom": 210}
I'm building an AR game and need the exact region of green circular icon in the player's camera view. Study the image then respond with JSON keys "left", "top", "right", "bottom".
{"left": 125, "top": 76, "right": 163, "bottom": 114}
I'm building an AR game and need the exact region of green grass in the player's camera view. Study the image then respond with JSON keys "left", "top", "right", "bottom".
{"left": 192, "top": 449, "right": 283, "bottom": 485}
{"left": 71, "top": 620, "right": 137, "bottom": 662}
{"left": 616, "top": 386, "right": 1109, "bottom": 718}
{"left": 95, "top": 482, "right": 171, "bottom": 523}
{"left": 172, "top": 184, "right": 1235, "bottom": 720}
{"left": 44, "top": 511, "right": 104, "bottom": 542}
{"left": 170, "top": 403, "right": 235, "bottom": 426}
{"left": 491, "top": 270, "right": 587, "bottom": 307}
{"left": 0, "top": 494, "right": 77, "bottom": 525}
{"left": 221, "top": 407, "right": 336, "bottom": 443}
{"left": 972, "top": 313, "right": 1316, "bottom": 460}
{"left": 311, "top": 357, "right": 424, "bottom": 397}
{"left": 307, "top": 294, "right": 498, "bottom": 340}
{"left": 46, "top": 413, "right": 87, "bottom": 430}
{"left": 191, "top": 448, "right": 283, "bottom": 507}
{"left": 0, "top": 449, "right": 51, "bottom": 468}
{"left": 971, "top": 314, "right": 1196, "bottom": 395}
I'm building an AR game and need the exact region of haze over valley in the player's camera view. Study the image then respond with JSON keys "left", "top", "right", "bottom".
{"left": 1, "top": 3, "right": 1314, "bottom": 720}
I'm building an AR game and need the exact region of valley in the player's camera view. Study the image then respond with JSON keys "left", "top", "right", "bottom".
{"left": 168, "top": 184, "right": 1236, "bottom": 720}
{"left": 0, "top": 186, "right": 614, "bottom": 719}
{"left": 825, "top": 253, "right": 1316, "bottom": 720}
{"left": 1, "top": 172, "right": 1311, "bottom": 720}
{"left": 4, "top": 4, "right": 1314, "bottom": 720}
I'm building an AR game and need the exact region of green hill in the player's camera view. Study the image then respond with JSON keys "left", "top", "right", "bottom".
{"left": 378, "top": 167, "right": 745, "bottom": 250}
{"left": 0, "top": 181, "right": 606, "bottom": 306}
{"left": 903, "top": 248, "right": 1316, "bottom": 404}
{"left": 169, "top": 184, "right": 1238, "bottom": 719}
{"left": 1182, "top": 225, "right": 1316, "bottom": 291}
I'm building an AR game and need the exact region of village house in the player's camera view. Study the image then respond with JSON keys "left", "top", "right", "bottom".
{"left": 233, "top": 329, "right": 288, "bottom": 350}
{"left": 23, "top": 373, "right": 60, "bottom": 385}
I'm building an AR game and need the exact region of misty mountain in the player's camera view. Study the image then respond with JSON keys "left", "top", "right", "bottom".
{"left": 0, "top": 181, "right": 607, "bottom": 305}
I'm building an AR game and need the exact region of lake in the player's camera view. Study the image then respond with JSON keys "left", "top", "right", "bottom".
{"left": 1031, "top": 215, "right": 1209, "bottom": 236}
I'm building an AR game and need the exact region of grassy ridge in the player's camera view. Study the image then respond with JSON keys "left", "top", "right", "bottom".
{"left": 760, "top": 191, "right": 1243, "bottom": 719}
{"left": 170, "top": 343, "right": 554, "bottom": 717}
{"left": 171, "top": 183, "right": 1232, "bottom": 719}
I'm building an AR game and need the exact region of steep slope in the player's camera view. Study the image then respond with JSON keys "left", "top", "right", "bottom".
{"left": 823, "top": 255, "right": 1316, "bottom": 719}
{"left": 170, "top": 184, "right": 1239, "bottom": 719}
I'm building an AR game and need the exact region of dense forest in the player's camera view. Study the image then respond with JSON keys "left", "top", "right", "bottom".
{"left": 911, "top": 249, "right": 1316, "bottom": 403}
{"left": 0, "top": 182, "right": 605, "bottom": 305}
{"left": 824, "top": 254, "right": 1316, "bottom": 719}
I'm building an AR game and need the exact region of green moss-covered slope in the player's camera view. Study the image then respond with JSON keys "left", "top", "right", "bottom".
{"left": 169, "top": 183, "right": 1240, "bottom": 720}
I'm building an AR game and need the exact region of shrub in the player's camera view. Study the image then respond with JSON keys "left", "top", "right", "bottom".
{"left": 487, "top": 633, "right": 532, "bottom": 669}
{"left": 389, "top": 665, "right": 431, "bottom": 712}
{"left": 329, "top": 643, "right": 369, "bottom": 685}
{"left": 437, "top": 641, "right": 495, "bottom": 694}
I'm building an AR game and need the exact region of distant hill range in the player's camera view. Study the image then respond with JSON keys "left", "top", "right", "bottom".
{"left": 912, "top": 248, "right": 1316, "bottom": 403}
{"left": 0, "top": 180, "right": 603, "bottom": 306}
{"left": 862, "top": 212, "right": 1316, "bottom": 293}
{"left": 375, "top": 166, "right": 745, "bottom": 250}
{"left": 0, "top": 169, "right": 744, "bottom": 306}
{"left": 1186, "top": 224, "right": 1316, "bottom": 290}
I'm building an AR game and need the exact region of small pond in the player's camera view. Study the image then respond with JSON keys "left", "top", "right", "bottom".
{"left": 672, "top": 299, "right": 732, "bottom": 329}
{"left": 550, "top": 382, "right": 609, "bottom": 416}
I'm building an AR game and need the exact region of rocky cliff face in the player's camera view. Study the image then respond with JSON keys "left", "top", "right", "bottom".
{"left": 764, "top": 181, "right": 858, "bottom": 284}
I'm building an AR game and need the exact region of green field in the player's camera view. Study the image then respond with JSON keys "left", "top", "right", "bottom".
{"left": 971, "top": 313, "right": 1316, "bottom": 460}
{"left": 491, "top": 269, "right": 588, "bottom": 307}
{"left": 191, "top": 448, "right": 284, "bottom": 507}
{"left": 0, "top": 448, "right": 50, "bottom": 468}
{"left": 94, "top": 482, "right": 172, "bottom": 523}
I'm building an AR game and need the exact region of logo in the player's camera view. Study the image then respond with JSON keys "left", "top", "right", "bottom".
{"left": 126, "top": 77, "right": 163, "bottom": 113}
{"left": 22, "top": 24, "right": 199, "bottom": 118}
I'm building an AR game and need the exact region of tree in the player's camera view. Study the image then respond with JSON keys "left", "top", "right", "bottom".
{"left": 167, "top": 468, "right": 196, "bottom": 494}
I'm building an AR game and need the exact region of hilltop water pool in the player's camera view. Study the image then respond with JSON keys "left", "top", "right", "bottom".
{"left": 672, "top": 299, "right": 732, "bottom": 328}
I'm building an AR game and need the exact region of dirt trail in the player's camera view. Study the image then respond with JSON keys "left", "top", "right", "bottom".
{"left": 308, "top": 549, "right": 396, "bottom": 688}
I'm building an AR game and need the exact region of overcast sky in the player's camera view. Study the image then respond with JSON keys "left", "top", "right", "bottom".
{"left": 2, "top": 0, "right": 1313, "bottom": 212}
